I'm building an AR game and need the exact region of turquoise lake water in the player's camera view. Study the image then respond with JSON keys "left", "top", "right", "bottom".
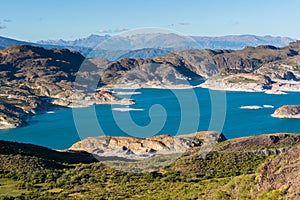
{"left": 0, "top": 88, "right": 299, "bottom": 150}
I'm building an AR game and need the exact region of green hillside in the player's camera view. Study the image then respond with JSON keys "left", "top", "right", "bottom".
{"left": 0, "top": 133, "right": 299, "bottom": 199}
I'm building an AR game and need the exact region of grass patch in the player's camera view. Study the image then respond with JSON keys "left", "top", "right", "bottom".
{"left": 0, "top": 178, "right": 29, "bottom": 197}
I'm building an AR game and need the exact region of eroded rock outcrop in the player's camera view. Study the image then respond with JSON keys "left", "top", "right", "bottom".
{"left": 69, "top": 131, "right": 226, "bottom": 159}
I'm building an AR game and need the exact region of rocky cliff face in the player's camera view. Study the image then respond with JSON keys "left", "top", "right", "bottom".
{"left": 69, "top": 131, "right": 226, "bottom": 159}
{"left": 272, "top": 105, "right": 300, "bottom": 118}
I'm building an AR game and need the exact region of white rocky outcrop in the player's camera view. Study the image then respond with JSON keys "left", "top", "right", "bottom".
{"left": 69, "top": 131, "right": 226, "bottom": 159}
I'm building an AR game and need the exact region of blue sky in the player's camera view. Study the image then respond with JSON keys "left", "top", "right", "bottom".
{"left": 1, "top": 0, "right": 300, "bottom": 41}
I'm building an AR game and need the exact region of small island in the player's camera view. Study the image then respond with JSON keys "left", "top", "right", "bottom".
{"left": 272, "top": 105, "right": 300, "bottom": 118}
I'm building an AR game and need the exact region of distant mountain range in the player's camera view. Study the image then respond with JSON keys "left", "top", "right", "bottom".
{"left": 38, "top": 34, "right": 110, "bottom": 49}
{"left": 0, "top": 36, "right": 34, "bottom": 48}
{"left": 38, "top": 34, "right": 295, "bottom": 50}
{"left": 0, "top": 34, "right": 296, "bottom": 60}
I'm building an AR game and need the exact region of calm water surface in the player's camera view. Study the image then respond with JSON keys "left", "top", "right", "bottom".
{"left": 0, "top": 88, "right": 299, "bottom": 149}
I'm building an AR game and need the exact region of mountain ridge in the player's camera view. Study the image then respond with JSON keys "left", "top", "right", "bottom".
{"left": 0, "top": 34, "right": 296, "bottom": 60}
{"left": 38, "top": 34, "right": 295, "bottom": 50}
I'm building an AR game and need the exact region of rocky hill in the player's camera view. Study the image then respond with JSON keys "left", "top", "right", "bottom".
{"left": 199, "top": 41, "right": 300, "bottom": 92}
{"left": 272, "top": 105, "right": 300, "bottom": 118}
{"left": 0, "top": 45, "right": 132, "bottom": 129}
{"left": 89, "top": 40, "right": 300, "bottom": 90}
{"left": 0, "top": 45, "right": 83, "bottom": 128}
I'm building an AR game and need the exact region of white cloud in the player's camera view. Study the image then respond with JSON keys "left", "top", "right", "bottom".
{"left": 98, "top": 28, "right": 128, "bottom": 34}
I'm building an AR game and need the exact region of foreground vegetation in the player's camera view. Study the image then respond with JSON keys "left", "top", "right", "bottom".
{"left": 0, "top": 133, "right": 299, "bottom": 199}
